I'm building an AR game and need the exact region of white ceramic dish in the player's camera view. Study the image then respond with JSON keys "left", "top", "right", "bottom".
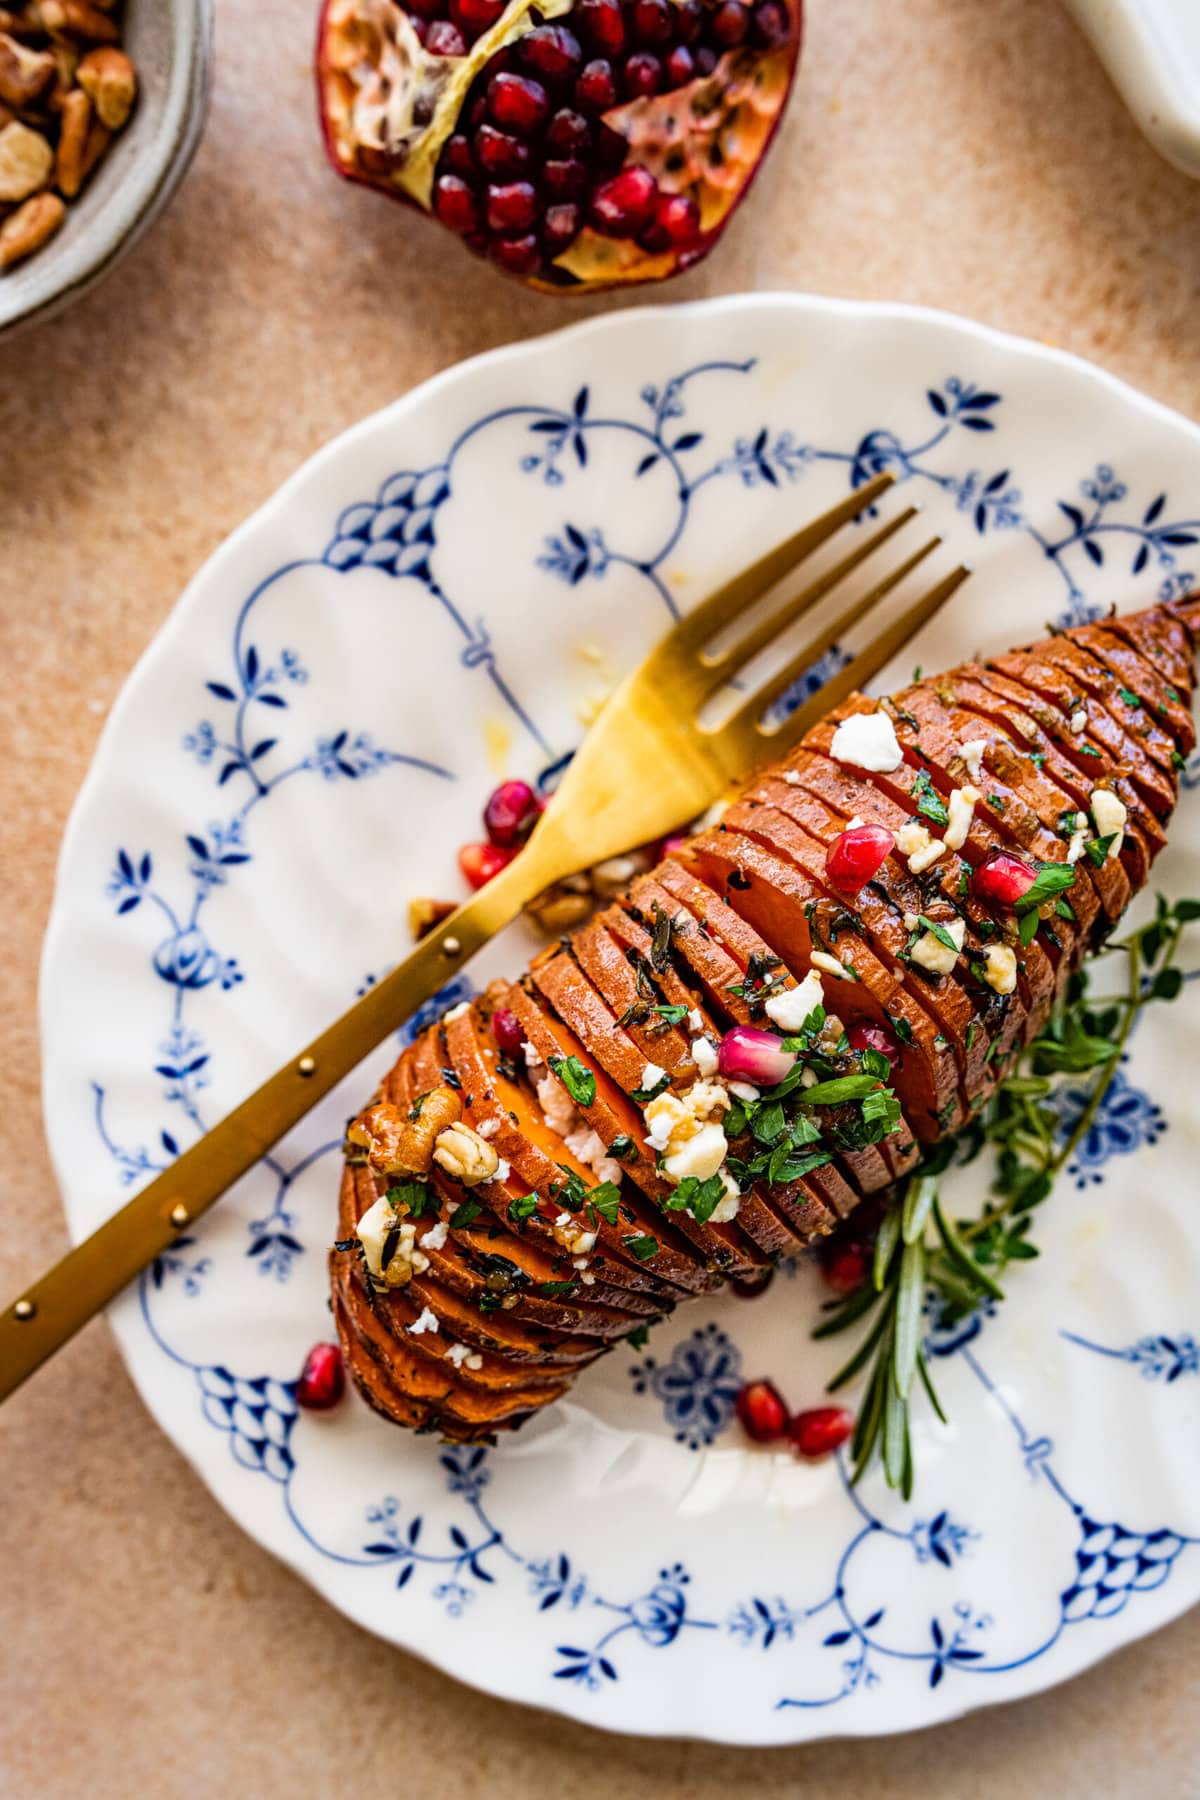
{"left": 40, "top": 295, "right": 1200, "bottom": 1743}
{"left": 0, "top": 0, "right": 212, "bottom": 339}
{"left": 1067, "top": 0, "right": 1200, "bottom": 180}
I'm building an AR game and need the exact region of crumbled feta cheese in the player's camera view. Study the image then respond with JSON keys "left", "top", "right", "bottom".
{"left": 691, "top": 1034, "right": 720, "bottom": 1077}
{"left": 1091, "top": 788, "right": 1127, "bottom": 857}
{"left": 562, "top": 1123, "right": 622, "bottom": 1187}
{"left": 709, "top": 1168, "right": 742, "bottom": 1224}
{"left": 982, "top": 943, "right": 1018, "bottom": 995}
{"left": 442, "top": 1000, "right": 471, "bottom": 1023}
{"left": 960, "top": 737, "right": 987, "bottom": 782}
{"left": 1066, "top": 825, "right": 1088, "bottom": 865}
{"left": 579, "top": 1271, "right": 596, "bottom": 1286}
{"left": 781, "top": 769, "right": 803, "bottom": 786}
{"left": 943, "top": 784, "right": 981, "bottom": 852}
{"left": 664, "top": 1120, "right": 728, "bottom": 1183}
{"left": 903, "top": 910, "right": 920, "bottom": 932}
{"left": 911, "top": 836, "right": 947, "bottom": 874}
{"left": 845, "top": 815, "right": 865, "bottom": 831}
{"left": 536, "top": 1071, "right": 577, "bottom": 1137}
{"left": 640, "top": 1061, "right": 667, "bottom": 1092}
{"left": 800, "top": 1065, "right": 818, "bottom": 1088}
{"left": 895, "top": 817, "right": 946, "bottom": 873}
{"left": 830, "top": 710, "right": 904, "bottom": 772}
{"left": 686, "top": 1007, "right": 704, "bottom": 1033}
{"left": 356, "top": 1199, "right": 429, "bottom": 1287}
{"left": 421, "top": 1220, "right": 449, "bottom": 1253}
{"left": 810, "top": 950, "right": 852, "bottom": 980}
{"left": 476, "top": 1117, "right": 499, "bottom": 1138}
{"left": 727, "top": 1080, "right": 760, "bottom": 1103}
{"left": 523, "top": 1040, "right": 544, "bottom": 1069}
{"left": 910, "top": 917, "right": 966, "bottom": 975}
{"left": 1070, "top": 708, "right": 1087, "bottom": 734}
{"left": 491, "top": 1157, "right": 511, "bottom": 1183}
{"left": 408, "top": 1306, "right": 439, "bottom": 1336}
{"left": 764, "top": 969, "right": 825, "bottom": 1033}
{"left": 445, "top": 1341, "right": 483, "bottom": 1371}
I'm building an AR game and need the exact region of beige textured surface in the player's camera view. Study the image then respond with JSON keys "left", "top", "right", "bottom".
{"left": 3, "top": 0, "right": 1200, "bottom": 1792}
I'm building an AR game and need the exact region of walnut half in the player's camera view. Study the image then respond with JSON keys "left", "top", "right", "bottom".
{"left": 347, "top": 1085, "right": 463, "bottom": 1179}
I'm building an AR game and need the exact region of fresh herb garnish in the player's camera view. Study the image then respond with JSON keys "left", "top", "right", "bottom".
{"left": 917, "top": 914, "right": 959, "bottom": 953}
{"left": 549, "top": 1054, "right": 597, "bottom": 1108}
{"left": 651, "top": 903, "right": 676, "bottom": 971}
{"left": 623, "top": 1233, "right": 660, "bottom": 1262}
{"left": 608, "top": 1134, "right": 637, "bottom": 1161}
{"left": 507, "top": 1193, "right": 539, "bottom": 1226}
{"left": 630, "top": 1069, "right": 671, "bottom": 1104}
{"left": 652, "top": 1003, "right": 689, "bottom": 1027}
{"left": 585, "top": 1182, "right": 622, "bottom": 1227}
{"left": 663, "top": 1173, "right": 727, "bottom": 1224}
{"left": 1085, "top": 833, "right": 1118, "bottom": 868}
{"left": 1118, "top": 687, "right": 1141, "bottom": 709}
{"left": 385, "top": 1179, "right": 437, "bottom": 1218}
{"left": 449, "top": 1197, "right": 484, "bottom": 1230}
{"left": 912, "top": 768, "right": 949, "bottom": 827}
{"left": 1013, "top": 863, "right": 1076, "bottom": 914}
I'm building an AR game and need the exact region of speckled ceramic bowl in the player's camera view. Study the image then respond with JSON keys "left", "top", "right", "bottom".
{"left": 0, "top": 0, "right": 212, "bottom": 339}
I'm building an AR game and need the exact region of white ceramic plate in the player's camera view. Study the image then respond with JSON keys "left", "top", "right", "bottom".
{"left": 1067, "top": 0, "right": 1200, "bottom": 180}
{"left": 40, "top": 295, "right": 1200, "bottom": 1744}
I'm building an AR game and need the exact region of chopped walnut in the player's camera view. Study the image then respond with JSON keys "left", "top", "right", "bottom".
{"left": 433, "top": 1121, "right": 501, "bottom": 1187}
{"left": 347, "top": 1085, "right": 463, "bottom": 1178}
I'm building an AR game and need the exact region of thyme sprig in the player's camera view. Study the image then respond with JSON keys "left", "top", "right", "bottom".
{"left": 815, "top": 893, "right": 1198, "bottom": 1497}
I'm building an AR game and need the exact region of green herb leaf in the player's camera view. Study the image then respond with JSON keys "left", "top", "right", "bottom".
{"left": 507, "top": 1193, "right": 538, "bottom": 1225}
{"left": 449, "top": 1197, "right": 484, "bottom": 1230}
{"left": 623, "top": 1233, "right": 659, "bottom": 1262}
{"left": 607, "top": 1134, "right": 637, "bottom": 1161}
{"left": 549, "top": 1054, "right": 596, "bottom": 1108}
{"left": 918, "top": 914, "right": 960, "bottom": 953}
{"left": 1085, "top": 833, "right": 1117, "bottom": 868}
{"left": 630, "top": 1070, "right": 671, "bottom": 1104}
{"left": 799, "top": 1073, "right": 883, "bottom": 1105}
{"left": 1013, "top": 863, "right": 1076, "bottom": 914}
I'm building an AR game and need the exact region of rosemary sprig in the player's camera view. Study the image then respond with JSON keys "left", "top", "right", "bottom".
{"left": 817, "top": 893, "right": 1197, "bottom": 1496}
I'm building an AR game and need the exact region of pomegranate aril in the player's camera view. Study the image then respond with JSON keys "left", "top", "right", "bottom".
{"left": 543, "top": 202, "right": 582, "bottom": 255}
{"left": 433, "top": 173, "right": 479, "bottom": 232}
{"left": 822, "top": 1244, "right": 869, "bottom": 1296}
{"left": 695, "top": 44, "right": 717, "bottom": 73}
{"left": 491, "top": 1005, "right": 526, "bottom": 1059}
{"left": 664, "top": 43, "right": 696, "bottom": 84}
{"left": 711, "top": 0, "right": 750, "bottom": 44}
{"left": 623, "top": 50, "right": 661, "bottom": 96}
{"left": 847, "top": 1020, "right": 901, "bottom": 1062}
{"left": 426, "top": 18, "right": 467, "bottom": 55}
{"left": 407, "top": 0, "right": 444, "bottom": 16}
{"left": 751, "top": 0, "right": 790, "bottom": 46}
{"left": 486, "top": 179, "right": 537, "bottom": 232}
{"left": 519, "top": 23, "right": 582, "bottom": 81}
{"left": 676, "top": 0, "right": 704, "bottom": 41}
{"left": 488, "top": 70, "right": 549, "bottom": 134}
{"left": 490, "top": 234, "right": 541, "bottom": 274}
{"left": 641, "top": 190, "right": 699, "bottom": 248}
{"left": 729, "top": 1265, "right": 775, "bottom": 1299}
{"left": 826, "top": 821, "right": 895, "bottom": 891}
{"left": 483, "top": 777, "right": 539, "bottom": 845}
{"left": 577, "top": 0, "right": 625, "bottom": 54}
{"left": 460, "top": 840, "right": 515, "bottom": 886}
{"left": 442, "top": 132, "right": 475, "bottom": 177}
{"left": 631, "top": 0, "right": 674, "bottom": 45}
{"left": 973, "top": 848, "right": 1038, "bottom": 908}
{"left": 546, "top": 106, "right": 591, "bottom": 155}
{"left": 575, "top": 58, "right": 618, "bottom": 112}
{"left": 474, "top": 123, "right": 531, "bottom": 177}
{"left": 717, "top": 1023, "right": 796, "bottom": 1087}
{"left": 594, "top": 120, "right": 627, "bottom": 167}
{"left": 590, "top": 164, "right": 658, "bottom": 234}
{"left": 450, "top": 0, "right": 505, "bottom": 34}
{"left": 736, "top": 1378, "right": 789, "bottom": 1443}
{"left": 296, "top": 1343, "right": 344, "bottom": 1411}
{"left": 410, "top": 17, "right": 430, "bottom": 44}
{"left": 544, "top": 157, "right": 587, "bottom": 198}
{"left": 789, "top": 1406, "right": 855, "bottom": 1459}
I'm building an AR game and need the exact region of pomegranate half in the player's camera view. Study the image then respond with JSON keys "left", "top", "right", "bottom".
{"left": 316, "top": 0, "right": 804, "bottom": 291}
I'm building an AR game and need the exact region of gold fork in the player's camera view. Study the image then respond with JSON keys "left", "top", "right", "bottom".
{"left": 0, "top": 469, "right": 969, "bottom": 1399}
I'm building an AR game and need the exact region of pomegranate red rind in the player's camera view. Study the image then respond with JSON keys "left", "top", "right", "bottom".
{"left": 315, "top": 0, "right": 803, "bottom": 291}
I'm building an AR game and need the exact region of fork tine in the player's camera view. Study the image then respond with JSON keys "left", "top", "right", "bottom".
{"left": 667, "top": 471, "right": 896, "bottom": 655}
{"left": 718, "top": 533, "right": 943, "bottom": 727}
{"left": 699, "top": 505, "right": 920, "bottom": 677}
{"left": 710, "top": 561, "right": 971, "bottom": 773}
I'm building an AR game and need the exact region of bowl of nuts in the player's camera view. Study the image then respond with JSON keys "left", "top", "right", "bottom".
{"left": 0, "top": 0, "right": 211, "bottom": 336}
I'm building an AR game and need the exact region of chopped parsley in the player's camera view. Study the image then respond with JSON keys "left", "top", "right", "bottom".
{"left": 663, "top": 1173, "right": 727, "bottom": 1224}
{"left": 1118, "top": 687, "right": 1141, "bottom": 709}
{"left": 607, "top": 1134, "right": 637, "bottom": 1161}
{"left": 449, "top": 1197, "right": 484, "bottom": 1230}
{"left": 912, "top": 768, "right": 950, "bottom": 827}
{"left": 385, "top": 1179, "right": 437, "bottom": 1218}
{"left": 507, "top": 1193, "right": 539, "bottom": 1226}
{"left": 623, "top": 1233, "right": 660, "bottom": 1262}
{"left": 549, "top": 1054, "right": 596, "bottom": 1108}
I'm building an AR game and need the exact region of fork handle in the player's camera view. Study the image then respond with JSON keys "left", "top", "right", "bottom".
{"left": 0, "top": 852, "right": 546, "bottom": 1402}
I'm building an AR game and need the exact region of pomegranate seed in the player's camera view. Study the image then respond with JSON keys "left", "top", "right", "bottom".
{"left": 660, "top": 834, "right": 687, "bottom": 857}
{"left": 468, "top": 93, "right": 488, "bottom": 130}
{"left": 575, "top": 58, "right": 618, "bottom": 112}
{"left": 676, "top": 0, "right": 704, "bottom": 41}
{"left": 789, "top": 1406, "right": 855, "bottom": 1459}
{"left": 664, "top": 43, "right": 696, "bottom": 84}
{"left": 823, "top": 1244, "right": 869, "bottom": 1295}
{"left": 826, "top": 821, "right": 895, "bottom": 891}
{"left": 488, "top": 71, "right": 549, "bottom": 134}
{"left": 296, "top": 1343, "right": 344, "bottom": 1411}
{"left": 433, "top": 174, "right": 479, "bottom": 232}
{"left": 578, "top": 0, "right": 626, "bottom": 55}
{"left": 490, "top": 233, "right": 541, "bottom": 274}
{"left": 736, "top": 1378, "right": 790, "bottom": 1443}
{"left": 492, "top": 1005, "right": 526, "bottom": 1058}
{"left": 450, "top": 0, "right": 504, "bottom": 33}
{"left": 483, "top": 777, "right": 538, "bottom": 845}
{"left": 474, "top": 123, "right": 531, "bottom": 177}
{"left": 460, "top": 840, "right": 515, "bottom": 886}
{"left": 426, "top": 18, "right": 467, "bottom": 54}
{"left": 590, "top": 164, "right": 658, "bottom": 234}
{"left": 973, "top": 848, "right": 1038, "bottom": 908}
{"left": 520, "top": 23, "right": 582, "bottom": 80}
{"left": 407, "top": 0, "right": 443, "bottom": 16}
{"left": 544, "top": 157, "right": 587, "bottom": 197}
{"left": 695, "top": 44, "right": 717, "bottom": 72}
{"left": 717, "top": 1023, "right": 796, "bottom": 1086}
{"left": 486, "top": 180, "right": 537, "bottom": 232}
{"left": 624, "top": 50, "right": 662, "bottom": 95}
{"left": 410, "top": 17, "right": 429, "bottom": 44}
{"left": 711, "top": 0, "right": 750, "bottom": 44}
{"left": 632, "top": 0, "right": 673, "bottom": 44}
{"left": 641, "top": 190, "right": 699, "bottom": 248}
{"left": 546, "top": 107, "right": 590, "bottom": 155}
{"left": 847, "top": 1020, "right": 901, "bottom": 1061}
{"left": 442, "top": 132, "right": 475, "bottom": 177}
{"left": 751, "top": 0, "right": 790, "bottom": 46}
{"left": 594, "top": 120, "right": 627, "bottom": 167}
{"left": 543, "top": 202, "right": 583, "bottom": 254}
{"left": 729, "top": 1265, "right": 775, "bottom": 1299}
